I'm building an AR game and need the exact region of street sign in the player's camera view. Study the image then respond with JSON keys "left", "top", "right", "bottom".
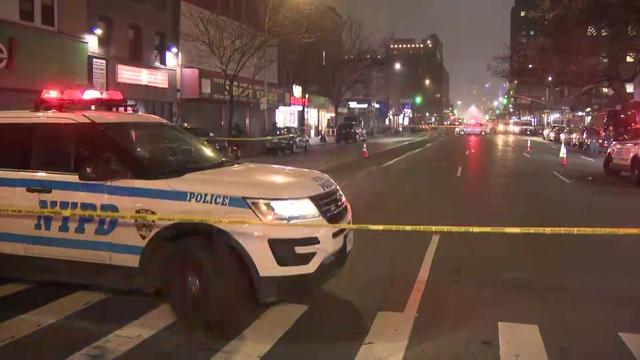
{"left": 0, "top": 42, "right": 8, "bottom": 70}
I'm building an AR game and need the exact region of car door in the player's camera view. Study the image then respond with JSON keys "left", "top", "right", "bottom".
{"left": 24, "top": 122, "right": 112, "bottom": 263}
{"left": 0, "top": 122, "right": 37, "bottom": 256}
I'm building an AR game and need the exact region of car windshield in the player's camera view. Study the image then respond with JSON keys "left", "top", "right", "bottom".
{"left": 101, "top": 123, "right": 227, "bottom": 178}
{"left": 5, "top": 1, "right": 640, "bottom": 358}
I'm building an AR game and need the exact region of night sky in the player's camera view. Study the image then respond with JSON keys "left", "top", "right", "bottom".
{"left": 326, "top": 0, "right": 514, "bottom": 108}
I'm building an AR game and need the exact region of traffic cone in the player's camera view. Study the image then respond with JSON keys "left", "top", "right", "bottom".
{"left": 362, "top": 143, "right": 369, "bottom": 159}
{"left": 559, "top": 143, "right": 568, "bottom": 166}
{"left": 527, "top": 139, "right": 531, "bottom": 153}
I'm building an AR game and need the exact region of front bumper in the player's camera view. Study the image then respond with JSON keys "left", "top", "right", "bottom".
{"left": 256, "top": 229, "right": 352, "bottom": 303}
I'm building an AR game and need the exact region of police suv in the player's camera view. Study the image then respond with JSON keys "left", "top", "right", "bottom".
{"left": 0, "top": 88, "right": 352, "bottom": 333}
{"left": 603, "top": 127, "right": 640, "bottom": 185}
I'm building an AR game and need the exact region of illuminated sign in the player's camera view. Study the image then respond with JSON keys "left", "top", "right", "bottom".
{"left": 292, "top": 84, "right": 303, "bottom": 98}
{"left": 117, "top": 64, "right": 169, "bottom": 88}
{"left": 290, "top": 84, "right": 308, "bottom": 106}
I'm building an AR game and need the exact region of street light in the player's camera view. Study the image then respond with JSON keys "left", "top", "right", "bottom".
{"left": 394, "top": 62, "right": 402, "bottom": 71}
{"left": 456, "top": 100, "right": 462, "bottom": 106}
{"left": 547, "top": 75, "right": 553, "bottom": 82}
{"left": 425, "top": 79, "right": 431, "bottom": 86}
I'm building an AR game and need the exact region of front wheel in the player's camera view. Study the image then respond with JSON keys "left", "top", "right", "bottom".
{"left": 161, "top": 237, "right": 257, "bottom": 339}
{"left": 604, "top": 155, "right": 620, "bottom": 177}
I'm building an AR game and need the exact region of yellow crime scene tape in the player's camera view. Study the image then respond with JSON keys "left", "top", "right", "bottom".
{"left": 212, "top": 135, "right": 294, "bottom": 141}
{"left": 1, "top": 207, "right": 639, "bottom": 236}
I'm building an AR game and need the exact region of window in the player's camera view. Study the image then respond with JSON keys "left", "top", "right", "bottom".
{"left": 19, "top": 0, "right": 35, "bottom": 23}
{"left": 601, "top": 27, "right": 609, "bottom": 37}
{"left": 41, "top": 0, "right": 55, "bottom": 27}
{"left": 0, "top": 124, "right": 33, "bottom": 170}
{"left": 520, "top": 11, "right": 526, "bottom": 17}
{"left": 154, "top": 32, "right": 166, "bottom": 66}
{"left": 629, "top": 25, "right": 638, "bottom": 37}
{"left": 626, "top": 52, "right": 637, "bottom": 63}
{"left": 587, "top": 26, "right": 597, "bottom": 36}
{"left": 31, "top": 124, "right": 75, "bottom": 173}
{"left": 128, "top": 25, "right": 143, "bottom": 63}
{"left": 97, "top": 16, "right": 114, "bottom": 51}
{"left": 201, "top": 78, "right": 211, "bottom": 94}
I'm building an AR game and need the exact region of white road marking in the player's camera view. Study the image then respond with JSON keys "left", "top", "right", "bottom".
{"left": 68, "top": 304, "right": 176, "bottom": 360}
{"left": 0, "top": 283, "right": 32, "bottom": 299}
{"left": 212, "top": 303, "right": 307, "bottom": 360}
{"left": 553, "top": 171, "right": 572, "bottom": 184}
{"left": 0, "top": 291, "right": 106, "bottom": 346}
{"left": 466, "top": 150, "right": 469, "bottom": 155}
{"left": 580, "top": 156, "right": 596, "bottom": 162}
{"left": 356, "top": 235, "right": 440, "bottom": 360}
{"left": 457, "top": 166, "right": 463, "bottom": 177}
{"left": 381, "top": 146, "right": 427, "bottom": 168}
{"left": 620, "top": 332, "right": 640, "bottom": 359}
{"left": 523, "top": 152, "right": 531, "bottom": 158}
{"left": 498, "top": 322, "right": 548, "bottom": 360}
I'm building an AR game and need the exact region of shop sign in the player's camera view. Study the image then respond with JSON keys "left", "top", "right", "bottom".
{"left": 208, "top": 77, "right": 282, "bottom": 104}
{"left": 117, "top": 64, "right": 169, "bottom": 88}
{"left": 290, "top": 84, "right": 308, "bottom": 106}
{"left": 91, "top": 58, "right": 107, "bottom": 91}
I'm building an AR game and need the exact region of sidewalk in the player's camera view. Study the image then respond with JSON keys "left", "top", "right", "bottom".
{"left": 246, "top": 133, "right": 434, "bottom": 171}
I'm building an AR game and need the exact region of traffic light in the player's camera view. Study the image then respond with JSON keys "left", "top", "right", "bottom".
{"left": 501, "top": 96, "right": 509, "bottom": 106}
{"left": 414, "top": 95, "right": 423, "bottom": 105}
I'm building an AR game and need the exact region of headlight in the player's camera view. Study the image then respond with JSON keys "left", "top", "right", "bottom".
{"left": 247, "top": 198, "right": 321, "bottom": 223}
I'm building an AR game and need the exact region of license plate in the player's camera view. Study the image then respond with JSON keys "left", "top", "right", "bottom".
{"left": 345, "top": 231, "right": 354, "bottom": 253}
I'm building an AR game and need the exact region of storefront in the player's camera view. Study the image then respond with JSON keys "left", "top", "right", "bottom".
{"left": 180, "top": 67, "right": 286, "bottom": 137}
{"left": 275, "top": 86, "right": 335, "bottom": 137}
{"left": 0, "top": 21, "right": 88, "bottom": 110}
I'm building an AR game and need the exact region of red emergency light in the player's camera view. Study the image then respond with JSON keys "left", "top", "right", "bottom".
{"left": 37, "top": 88, "right": 127, "bottom": 111}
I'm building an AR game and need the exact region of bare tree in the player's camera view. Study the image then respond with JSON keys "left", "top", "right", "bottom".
{"left": 182, "top": 4, "right": 274, "bottom": 136}
{"left": 328, "top": 16, "right": 385, "bottom": 115}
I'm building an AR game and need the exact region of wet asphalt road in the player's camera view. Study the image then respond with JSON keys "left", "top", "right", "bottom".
{"left": 0, "top": 131, "right": 639, "bottom": 359}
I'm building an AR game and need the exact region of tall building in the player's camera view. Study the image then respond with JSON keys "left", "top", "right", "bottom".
{"left": 387, "top": 34, "right": 450, "bottom": 125}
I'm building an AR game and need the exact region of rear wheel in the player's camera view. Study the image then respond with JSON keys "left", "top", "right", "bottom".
{"left": 631, "top": 158, "right": 640, "bottom": 186}
{"left": 161, "top": 237, "right": 257, "bottom": 339}
{"left": 604, "top": 155, "right": 620, "bottom": 177}
{"left": 458, "top": 130, "right": 465, "bottom": 136}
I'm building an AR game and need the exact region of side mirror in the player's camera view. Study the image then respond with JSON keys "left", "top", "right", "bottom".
{"left": 78, "top": 156, "right": 129, "bottom": 182}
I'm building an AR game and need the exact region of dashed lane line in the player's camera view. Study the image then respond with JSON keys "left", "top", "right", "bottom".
{"left": 212, "top": 303, "right": 307, "bottom": 359}
{"left": 380, "top": 145, "right": 428, "bottom": 168}
{"left": 553, "top": 171, "right": 572, "bottom": 184}
{"left": 68, "top": 304, "right": 176, "bottom": 360}
{"left": 498, "top": 322, "right": 548, "bottom": 360}
{"left": 523, "top": 152, "right": 531, "bottom": 158}
{"left": 356, "top": 234, "right": 440, "bottom": 360}
{"left": 457, "top": 166, "right": 463, "bottom": 177}
{"left": 0, "top": 291, "right": 107, "bottom": 346}
{"left": 581, "top": 156, "right": 596, "bottom": 162}
{"left": 619, "top": 332, "right": 640, "bottom": 359}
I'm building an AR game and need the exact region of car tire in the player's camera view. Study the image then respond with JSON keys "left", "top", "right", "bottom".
{"left": 631, "top": 158, "right": 640, "bottom": 186}
{"left": 480, "top": 131, "right": 487, "bottom": 136}
{"left": 458, "top": 130, "right": 465, "bottom": 136}
{"left": 604, "top": 155, "right": 620, "bottom": 177}
{"left": 161, "top": 236, "right": 257, "bottom": 339}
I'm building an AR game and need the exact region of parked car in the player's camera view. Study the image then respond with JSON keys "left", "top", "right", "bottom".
{"left": 547, "top": 126, "right": 566, "bottom": 142}
{"left": 517, "top": 121, "right": 537, "bottom": 135}
{"left": 560, "top": 127, "right": 577, "bottom": 145}
{"left": 455, "top": 123, "right": 490, "bottom": 136}
{"left": 336, "top": 123, "right": 367, "bottom": 143}
{"left": 570, "top": 127, "right": 586, "bottom": 148}
{"left": 266, "top": 127, "right": 310, "bottom": 154}
{"left": 603, "top": 127, "right": 640, "bottom": 185}
{"left": 182, "top": 125, "right": 242, "bottom": 161}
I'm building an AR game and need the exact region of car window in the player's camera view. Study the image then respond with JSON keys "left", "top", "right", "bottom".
{"left": 0, "top": 123, "right": 34, "bottom": 171}
{"left": 30, "top": 124, "right": 75, "bottom": 173}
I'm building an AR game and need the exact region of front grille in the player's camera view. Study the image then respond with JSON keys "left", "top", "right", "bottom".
{"left": 310, "top": 188, "right": 348, "bottom": 224}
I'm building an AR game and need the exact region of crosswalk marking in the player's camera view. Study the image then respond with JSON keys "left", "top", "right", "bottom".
{"left": 498, "top": 322, "right": 548, "bottom": 360}
{"left": 211, "top": 303, "right": 307, "bottom": 360}
{"left": 68, "top": 303, "right": 176, "bottom": 360}
{"left": 0, "top": 290, "right": 106, "bottom": 346}
{"left": 619, "top": 332, "right": 640, "bottom": 359}
{"left": 0, "top": 283, "right": 32, "bottom": 298}
{"left": 356, "top": 235, "right": 440, "bottom": 360}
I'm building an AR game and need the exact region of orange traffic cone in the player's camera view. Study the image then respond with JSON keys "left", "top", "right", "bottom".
{"left": 362, "top": 143, "right": 369, "bottom": 159}
{"left": 559, "top": 143, "right": 568, "bottom": 166}
{"left": 527, "top": 139, "right": 531, "bottom": 153}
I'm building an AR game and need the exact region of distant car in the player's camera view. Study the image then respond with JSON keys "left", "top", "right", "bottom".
{"left": 182, "top": 126, "right": 242, "bottom": 161}
{"left": 265, "top": 126, "right": 310, "bottom": 154}
{"left": 560, "top": 128, "right": 577, "bottom": 145}
{"left": 519, "top": 123, "right": 537, "bottom": 136}
{"left": 336, "top": 123, "right": 367, "bottom": 143}
{"left": 604, "top": 127, "right": 640, "bottom": 185}
{"left": 547, "top": 126, "right": 566, "bottom": 142}
{"left": 455, "top": 124, "right": 490, "bottom": 136}
{"left": 570, "top": 127, "right": 586, "bottom": 148}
